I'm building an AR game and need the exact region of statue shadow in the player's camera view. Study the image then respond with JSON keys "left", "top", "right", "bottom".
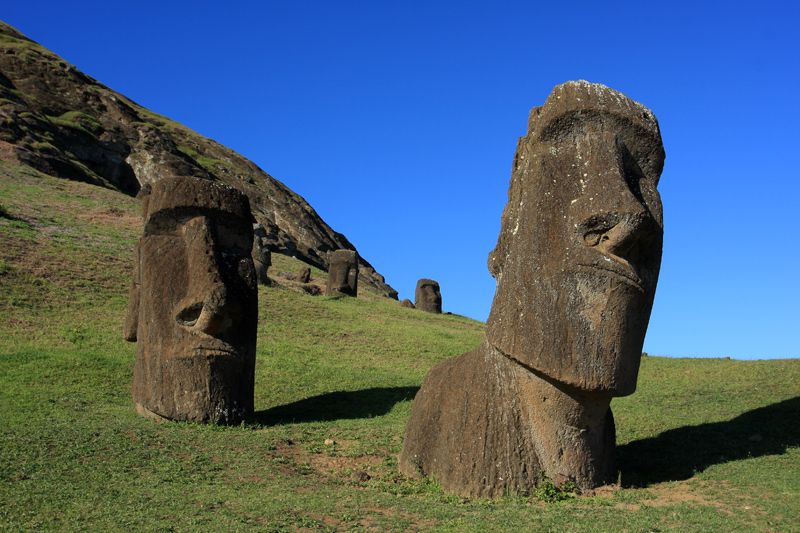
{"left": 617, "top": 396, "right": 800, "bottom": 487}
{"left": 251, "top": 386, "right": 419, "bottom": 426}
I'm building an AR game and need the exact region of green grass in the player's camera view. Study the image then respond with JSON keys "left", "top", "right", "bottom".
{"left": 1, "top": 163, "right": 799, "bottom": 532}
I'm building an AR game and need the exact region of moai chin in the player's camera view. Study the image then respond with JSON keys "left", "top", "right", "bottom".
{"left": 123, "top": 177, "right": 258, "bottom": 424}
{"left": 252, "top": 223, "right": 272, "bottom": 285}
{"left": 326, "top": 250, "right": 359, "bottom": 297}
{"left": 399, "top": 81, "right": 665, "bottom": 496}
{"left": 415, "top": 279, "right": 442, "bottom": 314}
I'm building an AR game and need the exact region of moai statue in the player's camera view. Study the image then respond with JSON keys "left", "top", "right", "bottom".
{"left": 325, "top": 250, "right": 359, "bottom": 297}
{"left": 400, "top": 299, "right": 416, "bottom": 309}
{"left": 298, "top": 266, "right": 311, "bottom": 284}
{"left": 399, "top": 81, "right": 665, "bottom": 496}
{"left": 252, "top": 223, "right": 272, "bottom": 285}
{"left": 414, "top": 279, "right": 442, "bottom": 314}
{"left": 123, "top": 177, "right": 258, "bottom": 424}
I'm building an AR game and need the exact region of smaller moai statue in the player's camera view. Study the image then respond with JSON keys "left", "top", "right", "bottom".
{"left": 252, "top": 223, "right": 272, "bottom": 285}
{"left": 400, "top": 299, "right": 415, "bottom": 309}
{"left": 124, "top": 177, "right": 258, "bottom": 424}
{"left": 326, "top": 250, "right": 359, "bottom": 297}
{"left": 298, "top": 266, "right": 311, "bottom": 284}
{"left": 415, "top": 279, "right": 442, "bottom": 314}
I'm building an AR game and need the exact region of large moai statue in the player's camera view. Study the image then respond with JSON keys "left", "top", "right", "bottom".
{"left": 399, "top": 81, "right": 665, "bottom": 496}
{"left": 252, "top": 223, "right": 272, "bottom": 285}
{"left": 123, "top": 177, "right": 258, "bottom": 424}
{"left": 414, "top": 279, "right": 442, "bottom": 314}
{"left": 325, "top": 250, "right": 359, "bottom": 297}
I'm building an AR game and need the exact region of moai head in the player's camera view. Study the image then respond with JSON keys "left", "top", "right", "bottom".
{"left": 298, "top": 266, "right": 311, "bottom": 284}
{"left": 415, "top": 279, "right": 442, "bottom": 314}
{"left": 326, "top": 250, "right": 359, "bottom": 297}
{"left": 124, "top": 177, "right": 258, "bottom": 423}
{"left": 252, "top": 223, "right": 272, "bottom": 285}
{"left": 485, "top": 81, "right": 665, "bottom": 396}
{"left": 252, "top": 223, "right": 272, "bottom": 265}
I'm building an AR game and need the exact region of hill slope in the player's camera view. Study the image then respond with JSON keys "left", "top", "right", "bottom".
{"left": 0, "top": 20, "right": 397, "bottom": 298}
{"left": 2, "top": 157, "right": 799, "bottom": 532}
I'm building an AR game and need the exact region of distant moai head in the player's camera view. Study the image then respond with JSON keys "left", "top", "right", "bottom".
{"left": 326, "top": 250, "right": 359, "bottom": 297}
{"left": 415, "top": 279, "right": 442, "bottom": 314}
{"left": 124, "top": 177, "right": 258, "bottom": 423}
{"left": 485, "top": 80, "right": 665, "bottom": 396}
{"left": 252, "top": 223, "right": 271, "bottom": 285}
{"left": 297, "top": 266, "right": 311, "bottom": 284}
{"left": 252, "top": 223, "right": 272, "bottom": 265}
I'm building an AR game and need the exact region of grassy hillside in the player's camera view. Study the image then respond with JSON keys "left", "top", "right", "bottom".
{"left": 1, "top": 162, "right": 798, "bottom": 532}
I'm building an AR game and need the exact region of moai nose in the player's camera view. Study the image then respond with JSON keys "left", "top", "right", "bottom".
{"left": 577, "top": 132, "right": 659, "bottom": 268}
{"left": 174, "top": 216, "right": 243, "bottom": 335}
{"left": 594, "top": 212, "right": 656, "bottom": 265}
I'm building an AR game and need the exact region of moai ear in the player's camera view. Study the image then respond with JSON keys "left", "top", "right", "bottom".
{"left": 123, "top": 240, "right": 141, "bottom": 342}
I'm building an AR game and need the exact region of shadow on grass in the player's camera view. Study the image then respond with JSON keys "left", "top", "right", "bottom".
{"left": 252, "top": 386, "right": 420, "bottom": 425}
{"left": 617, "top": 396, "right": 800, "bottom": 487}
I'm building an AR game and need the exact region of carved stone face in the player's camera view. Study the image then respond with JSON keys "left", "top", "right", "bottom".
{"left": 252, "top": 223, "right": 272, "bottom": 265}
{"left": 415, "top": 279, "right": 442, "bottom": 314}
{"left": 486, "top": 81, "right": 665, "bottom": 396}
{"left": 125, "top": 177, "right": 257, "bottom": 423}
{"left": 326, "top": 250, "right": 359, "bottom": 297}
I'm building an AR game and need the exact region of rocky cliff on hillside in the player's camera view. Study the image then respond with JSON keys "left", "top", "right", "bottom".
{"left": 0, "top": 21, "right": 397, "bottom": 299}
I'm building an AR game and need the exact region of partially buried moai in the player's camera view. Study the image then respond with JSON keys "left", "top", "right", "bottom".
{"left": 124, "top": 177, "right": 258, "bottom": 424}
{"left": 325, "top": 250, "right": 359, "bottom": 297}
{"left": 399, "top": 81, "right": 665, "bottom": 496}
{"left": 252, "top": 223, "right": 272, "bottom": 285}
{"left": 414, "top": 279, "right": 442, "bottom": 314}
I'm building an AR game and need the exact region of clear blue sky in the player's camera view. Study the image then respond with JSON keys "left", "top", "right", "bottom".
{"left": 4, "top": 1, "right": 798, "bottom": 360}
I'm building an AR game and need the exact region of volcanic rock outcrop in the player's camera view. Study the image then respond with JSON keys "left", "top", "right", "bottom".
{"left": 399, "top": 81, "right": 665, "bottom": 496}
{"left": 124, "top": 177, "right": 258, "bottom": 424}
{"left": 0, "top": 21, "right": 397, "bottom": 299}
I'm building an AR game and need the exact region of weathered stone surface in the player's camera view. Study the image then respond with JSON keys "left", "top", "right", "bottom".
{"left": 400, "top": 299, "right": 415, "bottom": 309}
{"left": 298, "top": 266, "right": 311, "bottom": 284}
{"left": 326, "top": 250, "right": 359, "bottom": 297}
{"left": 301, "top": 284, "right": 321, "bottom": 296}
{"left": 414, "top": 279, "right": 442, "bottom": 314}
{"left": 252, "top": 223, "right": 272, "bottom": 285}
{"left": 124, "top": 176, "right": 258, "bottom": 424}
{"left": 400, "top": 81, "right": 665, "bottom": 496}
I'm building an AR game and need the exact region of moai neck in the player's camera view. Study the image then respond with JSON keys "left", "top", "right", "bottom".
{"left": 489, "top": 342, "right": 616, "bottom": 489}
